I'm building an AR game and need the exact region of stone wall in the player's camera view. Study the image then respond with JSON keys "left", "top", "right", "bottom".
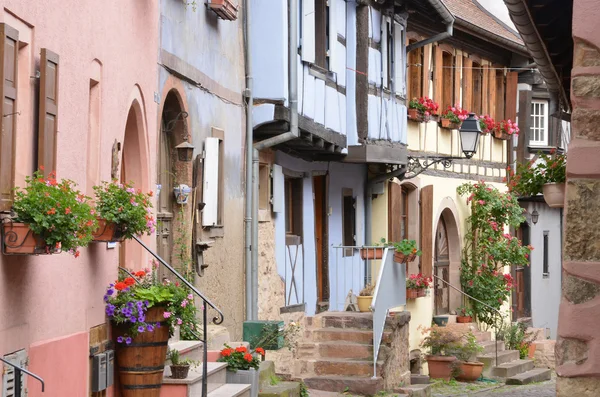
{"left": 383, "top": 312, "right": 412, "bottom": 390}
{"left": 556, "top": 1, "right": 600, "bottom": 393}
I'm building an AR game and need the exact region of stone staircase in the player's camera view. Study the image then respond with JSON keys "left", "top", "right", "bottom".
{"left": 446, "top": 322, "right": 551, "bottom": 385}
{"left": 295, "top": 312, "right": 428, "bottom": 397}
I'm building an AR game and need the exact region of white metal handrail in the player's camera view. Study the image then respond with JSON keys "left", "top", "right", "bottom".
{"left": 371, "top": 247, "right": 406, "bottom": 378}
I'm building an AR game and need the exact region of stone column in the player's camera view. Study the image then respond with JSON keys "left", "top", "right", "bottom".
{"left": 556, "top": 1, "right": 600, "bottom": 395}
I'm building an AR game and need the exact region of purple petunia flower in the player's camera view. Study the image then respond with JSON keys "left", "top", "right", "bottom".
{"left": 138, "top": 316, "right": 145, "bottom": 323}
{"left": 138, "top": 326, "right": 145, "bottom": 333}
{"left": 146, "top": 324, "right": 155, "bottom": 332}
{"left": 156, "top": 322, "right": 161, "bottom": 328}
{"left": 117, "top": 336, "right": 124, "bottom": 343}
{"left": 145, "top": 300, "right": 150, "bottom": 307}
{"left": 127, "top": 302, "right": 134, "bottom": 307}
{"left": 130, "top": 316, "right": 137, "bottom": 323}
{"left": 106, "top": 288, "right": 114, "bottom": 296}
{"left": 125, "top": 337, "right": 132, "bottom": 345}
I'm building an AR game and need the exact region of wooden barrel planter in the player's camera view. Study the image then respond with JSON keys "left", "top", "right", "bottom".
{"left": 93, "top": 218, "right": 125, "bottom": 242}
{"left": 113, "top": 306, "right": 169, "bottom": 397}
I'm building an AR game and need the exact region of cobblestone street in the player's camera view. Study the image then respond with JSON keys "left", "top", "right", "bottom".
{"left": 433, "top": 378, "right": 556, "bottom": 397}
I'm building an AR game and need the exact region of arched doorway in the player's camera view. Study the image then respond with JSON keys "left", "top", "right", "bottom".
{"left": 434, "top": 217, "right": 450, "bottom": 314}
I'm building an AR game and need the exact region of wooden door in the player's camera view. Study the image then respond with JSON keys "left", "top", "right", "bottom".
{"left": 514, "top": 223, "right": 531, "bottom": 320}
{"left": 434, "top": 217, "right": 450, "bottom": 315}
{"left": 313, "top": 175, "right": 329, "bottom": 308}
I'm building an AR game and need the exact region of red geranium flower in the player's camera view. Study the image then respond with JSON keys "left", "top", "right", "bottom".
{"left": 244, "top": 353, "right": 253, "bottom": 362}
{"left": 255, "top": 347, "right": 265, "bottom": 356}
{"left": 115, "top": 282, "right": 127, "bottom": 291}
{"left": 235, "top": 346, "right": 247, "bottom": 353}
{"left": 124, "top": 277, "right": 136, "bottom": 286}
{"left": 135, "top": 271, "right": 146, "bottom": 278}
{"left": 221, "top": 348, "right": 233, "bottom": 357}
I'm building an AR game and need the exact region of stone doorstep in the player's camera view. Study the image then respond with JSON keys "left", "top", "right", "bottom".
{"left": 162, "top": 362, "right": 227, "bottom": 394}
{"left": 311, "top": 328, "right": 391, "bottom": 345}
{"left": 311, "top": 312, "right": 396, "bottom": 331}
{"left": 410, "top": 374, "right": 430, "bottom": 385}
{"left": 478, "top": 349, "right": 520, "bottom": 370}
{"left": 297, "top": 342, "right": 390, "bottom": 361}
{"left": 491, "top": 359, "right": 535, "bottom": 378}
{"left": 303, "top": 375, "right": 384, "bottom": 395}
{"left": 474, "top": 331, "right": 492, "bottom": 343}
{"left": 479, "top": 340, "right": 505, "bottom": 355}
{"left": 395, "top": 384, "right": 432, "bottom": 397}
{"left": 210, "top": 383, "right": 252, "bottom": 397}
{"left": 297, "top": 358, "right": 384, "bottom": 378}
{"left": 505, "top": 368, "right": 552, "bottom": 385}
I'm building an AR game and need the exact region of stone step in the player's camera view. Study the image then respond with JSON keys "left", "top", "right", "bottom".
{"left": 395, "top": 384, "right": 432, "bottom": 397}
{"left": 303, "top": 375, "right": 384, "bottom": 395}
{"left": 478, "top": 349, "right": 520, "bottom": 370}
{"left": 491, "top": 359, "right": 535, "bottom": 378}
{"left": 209, "top": 383, "right": 252, "bottom": 397}
{"left": 259, "top": 381, "right": 301, "bottom": 397}
{"left": 311, "top": 328, "right": 388, "bottom": 345}
{"left": 168, "top": 340, "right": 205, "bottom": 363}
{"left": 479, "top": 340, "right": 505, "bottom": 355}
{"left": 311, "top": 312, "right": 394, "bottom": 331}
{"left": 410, "top": 374, "right": 430, "bottom": 385}
{"left": 297, "top": 359, "right": 383, "bottom": 377}
{"left": 474, "top": 331, "right": 492, "bottom": 342}
{"left": 505, "top": 368, "right": 552, "bottom": 385}
{"left": 446, "top": 322, "right": 479, "bottom": 332}
{"left": 161, "top": 362, "right": 227, "bottom": 396}
{"left": 297, "top": 342, "right": 389, "bottom": 361}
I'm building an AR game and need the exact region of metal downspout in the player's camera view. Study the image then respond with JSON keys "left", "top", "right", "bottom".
{"left": 406, "top": 21, "right": 453, "bottom": 52}
{"left": 243, "top": 0, "right": 254, "bottom": 320}
{"left": 250, "top": 0, "right": 300, "bottom": 319}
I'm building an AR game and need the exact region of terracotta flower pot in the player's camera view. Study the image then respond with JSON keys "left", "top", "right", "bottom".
{"left": 528, "top": 343, "right": 536, "bottom": 359}
{"left": 93, "top": 218, "right": 125, "bottom": 242}
{"left": 360, "top": 248, "right": 384, "bottom": 260}
{"left": 542, "top": 183, "right": 565, "bottom": 208}
{"left": 440, "top": 118, "right": 459, "bottom": 129}
{"left": 456, "top": 361, "right": 484, "bottom": 382}
{"left": 456, "top": 315, "right": 473, "bottom": 323}
{"left": 170, "top": 364, "right": 190, "bottom": 379}
{"left": 426, "top": 355, "right": 457, "bottom": 381}
{"left": 408, "top": 108, "right": 425, "bottom": 122}
{"left": 417, "top": 288, "right": 426, "bottom": 297}
{"left": 357, "top": 296, "right": 373, "bottom": 312}
{"left": 1, "top": 222, "right": 54, "bottom": 255}
{"left": 406, "top": 288, "right": 419, "bottom": 299}
{"left": 493, "top": 129, "right": 511, "bottom": 140}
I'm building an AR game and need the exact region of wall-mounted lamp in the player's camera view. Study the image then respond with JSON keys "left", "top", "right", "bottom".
{"left": 531, "top": 210, "right": 539, "bottom": 225}
{"left": 173, "top": 184, "right": 192, "bottom": 205}
{"left": 175, "top": 140, "right": 195, "bottom": 162}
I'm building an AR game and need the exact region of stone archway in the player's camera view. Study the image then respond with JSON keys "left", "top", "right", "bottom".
{"left": 433, "top": 204, "right": 462, "bottom": 315}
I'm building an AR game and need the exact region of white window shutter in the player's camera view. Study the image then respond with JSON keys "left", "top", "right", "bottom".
{"left": 394, "top": 23, "right": 405, "bottom": 96}
{"left": 382, "top": 19, "right": 389, "bottom": 88}
{"left": 301, "top": 0, "right": 315, "bottom": 63}
{"left": 271, "top": 164, "right": 284, "bottom": 213}
{"left": 202, "top": 137, "right": 220, "bottom": 227}
{"left": 2, "top": 350, "right": 27, "bottom": 397}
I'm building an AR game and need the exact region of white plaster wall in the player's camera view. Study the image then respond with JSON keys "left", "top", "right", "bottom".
{"left": 346, "top": 1, "right": 358, "bottom": 145}
{"left": 524, "top": 201, "right": 562, "bottom": 339}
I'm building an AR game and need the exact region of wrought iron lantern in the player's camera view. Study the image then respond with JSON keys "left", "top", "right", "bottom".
{"left": 175, "top": 140, "right": 195, "bottom": 162}
{"left": 459, "top": 113, "right": 482, "bottom": 159}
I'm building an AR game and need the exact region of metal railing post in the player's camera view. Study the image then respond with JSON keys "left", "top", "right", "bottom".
{"left": 0, "top": 357, "right": 45, "bottom": 393}
{"left": 203, "top": 299, "right": 208, "bottom": 397}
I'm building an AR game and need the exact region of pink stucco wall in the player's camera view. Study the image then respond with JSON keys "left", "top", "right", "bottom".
{"left": 0, "top": 0, "right": 159, "bottom": 393}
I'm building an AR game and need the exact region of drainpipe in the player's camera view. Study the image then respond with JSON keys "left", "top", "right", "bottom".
{"left": 243, "top": 0, "right": 254, "bottom": 321}
{"left": 406, "top": 0, "right": 454, "bottom": 53}
{"left": 249, "top": 0, "right": 300, "bottom": 319}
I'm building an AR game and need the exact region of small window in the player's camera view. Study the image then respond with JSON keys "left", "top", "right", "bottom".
{"left": 285, "top": 178, "right": 303, "bottom": 237}
{"left": 342, "top": 188, "right": 356, "bottom": 256}
{"left": 530, "top": 100, "right": 549, "bottom": 146}
{"left": 314, "top": 0, "right": 329, "bottom": 69}
{"left": 543, "top": 230, "right": 549, "bottom": 276}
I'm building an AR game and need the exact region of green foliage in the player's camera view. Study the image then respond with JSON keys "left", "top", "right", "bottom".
{"left": 456, "top": 305, "right": 474, "bottom": 318}
{"left": 12, "top": 169, "right": 97, "bottom": 255}
{"left": 168, "top": 349, "right": 200, "bottom": 367}
{"left": 497, "top": 322, "right": 538, "bottom": 359}
{"left": 218, "top": 344, "right": 263, "bottom": 372}
{"left": 249, "top": 322, "right": 302, "bottom": 352}
{"left": 419, "top": 326, "right": 464, "bottom": 356}
{"left": 457, "top": 182, "right": 532, "bottom": 327}
{"left": 93, "top": 180, "right": 156, "bottom": 239}
{"left": 507, "top": 151, "right": 566, "bottom": 197}
{"left": 448, "top": 332, "right": 483, "bottom": 362}
{"left": 299, "top": 382, "right": 309, "bottom": 397}
{"left": 392, "top": 239, "right": 422, "bottom": 256}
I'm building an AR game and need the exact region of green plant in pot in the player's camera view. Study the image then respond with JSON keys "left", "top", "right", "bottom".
{"left": 456, "top": 305, "right": 474, "bottom": 323}
{"left": 357, "top": 283, "right": 375, "bottom": 312}
{"left": 449, "top": 331, "right": 484, "bottom": 382}
{"left": 392, "top": 239, "right": 421, "bottom": 264}
{"left": 419, "top": 325, "right": 463, "bottom": 381}
{"left": 168, "top": 349, "right": 199, "bottom": 379}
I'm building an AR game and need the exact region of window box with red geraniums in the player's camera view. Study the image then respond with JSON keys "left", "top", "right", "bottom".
{"left": 92, "top": 180, "right": 156, "bottom": 242}
{"left": 493, "top": 119, "right": 519, "bottom": 140}
{"left": 219, "top": 344, "right": 264, "bottom": 397}
{"left": 406, "top": 273, "right": 431, "bottom": 299}
{"left": 440, "top": 105, "right": 469, "bottom": 129}
{"left": 478, "top": 114, "right": 495, "bottom": 135}
{"left": 3, "top": 168, "right": 97, "bottom": 256}
{"left": 408, "top": 97, "right": 439, "bottom": 122}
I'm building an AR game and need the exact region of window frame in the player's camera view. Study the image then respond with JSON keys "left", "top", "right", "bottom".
{"left": 342, "top": 188, "right": 356, "bottom": 257}
{"left": 284, "top": 177, "right": 303, "bottom": 237}
{"left": 530, "top": 99, "right": 549, "bottom": 146}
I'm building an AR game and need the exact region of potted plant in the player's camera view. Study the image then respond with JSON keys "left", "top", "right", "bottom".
{"left": 452, "top": 331, "right": 484, "bottom": 382}
{"left": 420, "top": 325, "right": 463, "bottom": 381}
{"left": 3, "top": 169, "right": 97, "bottom": 256}
{"left": 218, "top": 344, "right": 264, "bottom": 397}
{"left": 357, "top": 283, "right": 375, "bottom": 312}
{"left": 408, "top": 97, "right": 439, "bottom": 122}
{"left": 456, "top": 306, "right": 474, "bottom": 323}
{"left": 478, "top": 114, "right": 495, "bottom": 135}
{"left": 440, "top": 105, "right": 468, "bottom": 129}
{"left": 104, "top": 264, "right": 200, "bottom": 395}
{"left": 93, "top": 180, "right": 156, "bottom": 242}
{"left": 493, "top": 119, "right": 519, "bottom": 140}
{"left": 360, "top": 238, "right": 391, "bottom": 260}
{"left": 168, "top": 349, "right": 199, "bottom": 379}
{"left": 393, "top": 239, "right": 421, "bottom": 264}
{"left": 406, "top": 273, "right": 431, "bottom": 299}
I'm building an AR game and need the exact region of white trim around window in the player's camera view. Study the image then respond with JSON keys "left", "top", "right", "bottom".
{"left": 530, "top": 99, "right": 549, "bottom": 146}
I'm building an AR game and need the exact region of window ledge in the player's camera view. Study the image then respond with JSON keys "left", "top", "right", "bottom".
{"left": 527, "top": 145, "right": 562, "bottom": 154}
{"left": 307, "top": 62, "right": 337, "bottom": 84}
{"left": 205, "top": 226, "right": 225, "bottom": 238}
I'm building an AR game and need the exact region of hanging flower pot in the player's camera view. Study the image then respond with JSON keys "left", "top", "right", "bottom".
{"left": 406, "top": 288, "right": 419, "bottom": 299}
{"left": 542, "top": 183, "right": 565, "bottom": 208}
{"left": 92, "top": 218, "right": 125, "bottom": 242}
{"left": 408, "top": 108, "right": 424, "bottom": 122}
{"left": 360, "top": 247, "right": 384, "bottom": 260}
{"left": 2, "top": 222, "right": 55, "bottom": 255}
{"left": 394, "top": 251, "right": 417, "bottom": 263}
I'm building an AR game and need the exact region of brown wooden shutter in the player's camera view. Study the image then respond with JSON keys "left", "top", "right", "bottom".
{"left": 489, "top": 66, "right": 497, "bottom": 119}
{"left": 482, "top": 64, "right": 489, "bottom": 115}
{"left": 505, "top": 71, "right": 518, "bottom": 122}
{"left": 496, "top": 71, "right": 505, "bottom": 120}
{"left": 422, "top": 44, "right": 431, "bottom": 99}
{"left": 433, "top": 46, "right": 443, "bottom": 105}
{"left": 38, "top": 49, "right": 59, "bottom": 176}
{"left": 462, "top": 57, "right": 473, "bottom": 110}
{"left": 388, "top": 182, "right": 402, "bottom": 242}
{"left": 0, "top": 24, "right": 19, "bottom": 212}
{"left": 453, "top": 55, "right": 462, "bottom": 108}
{"left": 420, "top": 185, "right": 433, "bottom": 278}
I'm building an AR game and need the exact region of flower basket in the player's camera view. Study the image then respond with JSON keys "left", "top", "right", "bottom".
{"left": 360, "top": 247, "right": 384, "bottom": 260}
{"left": 493, "top": 129, "right": 511, "bottom": 140}
{"left": 542, "top": 182, "right": 565, "bottom": 208}
{"left": 406, "top": 288, "right": 418, "bottom": 300}
{"left": 170, "top": 364, "right": 190, "bottom": 379}
{"left": 394, "top": 251, "right": 416, "bottom": 264}
{"left": 2, "top": 222, "right": 55, "bottom": 255}
{"left": 440, "top": 118, "right": 460, "bottom": 130}
{"left": 113, "top": 306, "right": 170, "bottom": 397}
{"left": 227, "top": 368, "right": 259, "bottom": 397}
{"left": 417, "top": 288, "right": 426, "bottom": 298}
{"left": 92, "top": 218, "right": 125, "bottom": 242}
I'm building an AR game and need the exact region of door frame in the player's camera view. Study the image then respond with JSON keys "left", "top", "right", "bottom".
{"left": 313, "top": 173, "right": 329, "bottom": 310}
